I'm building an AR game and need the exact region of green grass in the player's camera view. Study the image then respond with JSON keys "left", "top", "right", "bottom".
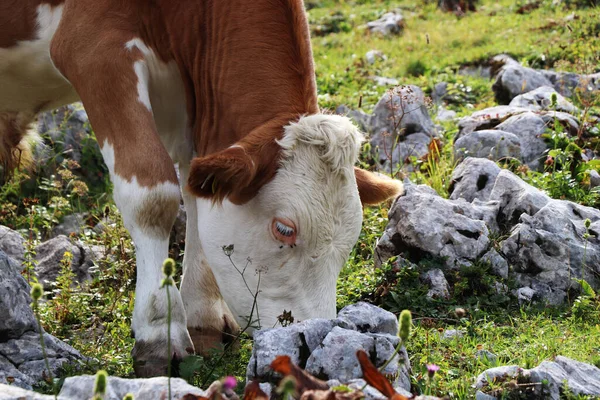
{"left": 3, "top": 0, "right": 600, "bottom": 397}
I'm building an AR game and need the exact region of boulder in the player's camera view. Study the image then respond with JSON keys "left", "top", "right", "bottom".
{"left": 494, "top": 112, "right": 548, "bottom": 170}
{"left": 420, "top": 269, "right": 450, "bottom": 299}
{"left": 0, "top": 226, "right": 25, "bottom": 263}
{"left": 247, "top": 303, "right": 410, "bottom": 392}
{"left": 449, "top": 158, "right": 501, "bottom": 202}
{"left": 457, "top": 106, "right": 529, "bottom": 137}
{"left": 0, "top": 383, "right": 54, "bottom": 399}
{"left": 34, "top": 236, "right": 98, "bottom": 285}
{"left": 366, "top": 12, "right": 405, "bottom": 36}
{"left": 493, "top": 64, "right": 554, "bottom": 104}
{"left": 509, "top": 86, "right": 579, "bottom": 114}
{"left": 0, "top": 251, "right": 84, "bottom": 390}
{"left": 50, "top": 213, "right": 88, "bottom": 239}
{"left": 454, "top": 130, "right": 521, "bottom": 163}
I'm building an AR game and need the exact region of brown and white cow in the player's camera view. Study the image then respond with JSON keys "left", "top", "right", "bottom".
{"left": 0, "top": 0, "right": 403, "bottom": 376}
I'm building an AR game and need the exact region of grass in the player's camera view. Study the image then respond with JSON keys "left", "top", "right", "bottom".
{"left": 2, "top": 0, "right": 600, "bottom": 398}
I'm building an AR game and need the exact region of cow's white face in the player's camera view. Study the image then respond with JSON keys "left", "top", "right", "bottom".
{"left": 196, "top": 115, "right": 364, "bottom": 330}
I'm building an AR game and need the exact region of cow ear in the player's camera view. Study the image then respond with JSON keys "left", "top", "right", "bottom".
{"left": 354, "top": 167, "right": 404, "bottom": 205}
{"left": 187, "top": 130, "right": 281, "bottom": 205}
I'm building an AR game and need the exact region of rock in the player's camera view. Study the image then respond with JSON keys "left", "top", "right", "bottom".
{"left": 541, "top": 70, "right": 600, "bottom": 98}
{"left": 454, "top": 129, "right": 521, "bottom": 163}
{"left": 475, "top": 365, "right": 523, "bottom": 389}
{"left": 50, "top": 213, "right": 88, "bottom": 238}
{"left": 457, "top": 106, "right": 529, "bottom": 137}
{"left": 336, "top": 302, "right": 398, "bottom": 336}
{"left": 502, "top": 200, "right": 600, "bottom": 303}
{"left": 371, "top": 76, "right": 399, "bottom": 87}
{"left": 449, "top": 158, "right": 501, "bottom": 202}
{"left": 421, "top": 269, "right": 450, "bottom": 299}
{"left": 436, "top": 107, "right": 457, "bottom": 122}
{"left": 0, "top": 251, "right": 37, "bottom": 341}
{"left": 488, "top": 170, "right": 550, "bottom": 228}
{"left": 475, "top": 350, "right": 498, "bottom": 365}
{"left": 480, "top": 249, "right": 509, "bottom": 279}
{"left": 58, "top": 375, "right": 208, "bottom": 400}
{"left": 493, "top": 64, "right": 554, "bottom": 104}
{"left": 366, "top": 12, "right": 405, "bottom": 36}
{"left": 516, "top": 286, "right": 535, "bottom": 304}
{"left": 590, "top": 170, "right": 600, "bottom": 188}
{"left": 365, "top": 50, "right": 386, "bottom": 64}
{"left": 0, "top": 383, "right": 54, "bottom": 399}
{"left": 335, "top": 105, "right": 371, "bottom": 133}
{"left": 248, "top": 304, "right": 410, "bottom": 392}
{"left": 509, "top": 86, "right": 579, "bottom": 114}
{"left": 0, "top": 251, "right": 84, "bottom": 390}
{"left": 0, "top": 226, "right": 25, "bottom": 263}
{"left": 379, "top": 184, "right": 497, "bottom": 269}
{"left": 529, "top": 356, "right": 600, "bottom": 399}
{"left": 34, "top": 236, "right": 94, "bottom": 285}
{"left": 432, "top": 82, "right": 448, "bottom": 105}
{"left": 37, "top": 104, "right": 91, "bottom": 163}
{"left": 442, "top": 329, "right": 464, "bottom": 340}
{"left": 343, "top": 379, "right": 413, "bottom": 400}
{"left": 494, "top": 112, "right": 548, "bottom": 170}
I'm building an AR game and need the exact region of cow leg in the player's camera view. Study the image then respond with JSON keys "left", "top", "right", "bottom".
{"left": 179, "top": 164, "right": 240, "bottom": 354}
{"left": 50, "top": 32, "right": 193, "bottom": 377}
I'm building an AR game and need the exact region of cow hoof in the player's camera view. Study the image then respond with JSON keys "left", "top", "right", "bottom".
{"left": 132, "top": 340, "right": 191, "bottom": 378}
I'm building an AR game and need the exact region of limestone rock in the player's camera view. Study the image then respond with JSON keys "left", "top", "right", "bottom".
{"left": 509, "top": 86, "right": 579, "bottom": 114}
{"left": 366, "top": 12, "right": 405, "bottom": 36}
{"left": 454, "top": 130, "right": 521, "bottom": 163}
{"left": 0, "top": 226, "right": 25, "bottom": 263}
{"left": 449, "top": 158, "right": 501, "bottom": 202}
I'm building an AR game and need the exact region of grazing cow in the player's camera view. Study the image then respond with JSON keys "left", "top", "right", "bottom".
{"left": 0, "top": 0, "right": 403, "bottom": 376}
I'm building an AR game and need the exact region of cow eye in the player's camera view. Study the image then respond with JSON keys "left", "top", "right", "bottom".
{"left": 272, "top": 218, "right": 296, "bottom": 245}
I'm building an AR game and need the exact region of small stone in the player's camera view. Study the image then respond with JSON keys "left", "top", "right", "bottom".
{"left": 442, "top": 329, "right": 464, "bottom": 340}
{"left": 365, "top": 50, "right": 386, "bottom": 64}
{"left": 421, "top": 269, "right": 450, "bottom": 299}
{"left": 336, "top": 302, "right": 398, "bottom": 335}
{"left": 366, "top": 12, "right": 405, "bottom": 36}
{"left": 516, "top": 287, "right": 535, "bottom": 304}
{"left": 475, "top": 365, "right": 522, "bottom": 389}
{"left": 475, "top": 350, "right": 498, "bottom": 365}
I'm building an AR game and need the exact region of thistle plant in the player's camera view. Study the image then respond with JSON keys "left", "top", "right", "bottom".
{"left": 161, "top": 258, "right": 176, "bottom": 400}
{"left": 92, "top": 369, "right": 108, "bottom": 400}
{"left": 31, "top": 283, "right": 57, "bottom": 400}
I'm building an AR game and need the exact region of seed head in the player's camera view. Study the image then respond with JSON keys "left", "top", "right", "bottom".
{"left": 585, "top": 218, "right": 591, "bottom": 229}
{"left": 93, "top": 370, "right": 108, "bottom": 395}
{"left": 30, "top": 283, "right": 43, "bottom": 301}
{"left": 455, "top": 307, "right": 467, "bottom": 318}
{"left": 398, "top": 309, "right": 412, "bottom": 342}
{"left": 550, "top": 92, "right": 558, "bottom": 107}
{"left": 162, "top": 258, "right": 175, "bottom": 277}
{"left": 123, "top": 394, "right": 134, "bottom": 400}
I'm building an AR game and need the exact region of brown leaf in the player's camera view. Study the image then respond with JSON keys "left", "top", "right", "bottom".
{"left": 244, "top": 381, "right": 269, "bottom": 400}
{"left": 356, "top": 350, "right": 409, "bottom": 400}
{"left": 271, "top": 355, "right": 329, "bottom": 392}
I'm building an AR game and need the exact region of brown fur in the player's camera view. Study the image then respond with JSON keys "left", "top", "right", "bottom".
{"left": 0, "top": 112, "right": 36, "bottom": 176}
{"left": 354, "top": 167, "right": 404, "bottom": 205}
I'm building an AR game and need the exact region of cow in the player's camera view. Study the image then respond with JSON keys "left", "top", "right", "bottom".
{"left": 0, "top": 0, "right": 403, "bottom": 376}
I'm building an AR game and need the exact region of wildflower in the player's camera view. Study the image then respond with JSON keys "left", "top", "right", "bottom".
{"left": 545, "top": 156, "right": 554, "bottom": 167}
{"left": 426, "top": 363, "right": 440, "bottom": 379}
{"left": 31, "top": 283, "right": 43, "bottom": 301}
{"left": 222, "top": 376, "right": 237, "bottom": 391}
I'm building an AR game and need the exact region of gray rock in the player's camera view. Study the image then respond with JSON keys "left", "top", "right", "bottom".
{"left": 509, "top": 86, "right": 579, "bottom": 114}
{"left": 0, "top": 383, "right": 53, "bottom": 399}
{"left": 454, "top": 130, "right": 521, "bottom": 163}
{"left": 516, "top": 287, "right": 535, "bottom": 304}
{"left": 368, "top": 333, "right": 410, "bottom": 387}
{"left": 421, "top": 269, "right": 450, "bottom": 299}
{"left": 539, "top": 111, "right": 580, "bottom": 136}
{"left": 50, "top": 213, "right": 87, "bottom": 239}
{"left": 449, "top": 158, "right": 501, "bottom": 202}
{"left": 475, "top": 365, "right": 523, "bottom": 388}
{"left": 58, "top": 375, "right": 208, "bottom": 400}
{"left": 488, "top": 169, "right": 550, "bottom": 228}
{"left": 541, "top": 70, "right": 600, "bottom": 98}
{"left": 475, "top": 350, "right": 498, "bottom": 365}
{"left": 371, "top": 76, "right": 399, "bottom": 87}
{"left": 37, "top": 104, "right": 91, "bottom": 164}
{"left": 493, "top": 64, "right": 554, "bottom": 104}
{"left": 495, "top": 112, "right": 548, "bottom": 170}
{"left": 502, "top": 200, "right": 600, "bottom": 301}
{"left": 475, "top": 391, "right": 497, "bottom": 400}
{"left": 337, "top": 302, "right": 398, "bottom": 336}
{"left": 380, "top": 184, "right": 497, "bottom": 269}
{"left": 335, "top": 105, "right": 371, "bottom": 133}
{"left": 480, "top": 249, "right": 509, "bottom": 279}
{"left": 457, "top": 106, "right": 529, "bottom": 137}
{"left": 344, "top": 378, "right": 413, "bottom": 400}
{"left": 305, "top": 327, "right": 374, "bottom": 382}
{"left": 436, "top": 107, "right": 457, "bottom": 122}
{"left": 0, "top": 251, "right": 37, "bottom": 341}
{"left": 0, "top": 355, "right": 36, "bottom": 390}
{"left": 590, "top": 170, "right": 600, "bottom": 188}
{"left": 442, "top": 329, "right": 464, "bottom": 340}
{"left": 0, "top": 226, "right": 25, "bottom": 263}
{"left": 34, "top": 236, "right": 93, "bottom": 285}
{"left": 432, "top": 82, "right": 448, "bottom": 105}
{"left": 365, "top": 50, "right": 387, "bottom": 64}
{"left": 366, "top": 12, "right": 405, "bottom": 36}
{"left": 529, "top": 356, "right": 600, "bottom": 399}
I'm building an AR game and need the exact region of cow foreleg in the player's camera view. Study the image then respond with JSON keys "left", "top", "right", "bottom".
{"left": 179, "top": 165, "right": 240, "bottom": 354}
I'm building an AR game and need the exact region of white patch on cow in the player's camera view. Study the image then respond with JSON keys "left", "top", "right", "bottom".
{"left": 0, "top": 4, "right": 79, "bottom": 113}
{"left": 125, "top": 38, "right": 191, "bottom": 165}
{"left": 196, "top": 114, "right": 365, "bottom": 331}
{"left": 100, "top": 142, "right": 192, "bottom": 351}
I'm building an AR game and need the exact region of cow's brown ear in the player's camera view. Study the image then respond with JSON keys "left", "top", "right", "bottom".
{"left": 187, "top": 124, "right": 282, "bottom": 205}
{"left": 354, "top": 167, "right": 404, "bottom": 205}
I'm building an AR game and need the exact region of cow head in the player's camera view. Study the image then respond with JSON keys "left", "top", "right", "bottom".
{"left": 188, "top": 114, "right": 402, "bottom": 330}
